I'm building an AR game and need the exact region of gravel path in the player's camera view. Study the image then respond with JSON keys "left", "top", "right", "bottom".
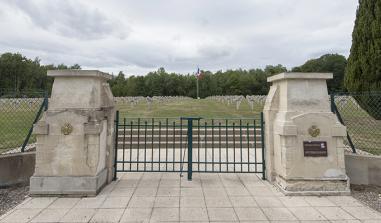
{"left": 0, "top": 185, "right": 29, "bottom": 216}
{"left": 351, "top": 184, "right": 381, "bottom": 212}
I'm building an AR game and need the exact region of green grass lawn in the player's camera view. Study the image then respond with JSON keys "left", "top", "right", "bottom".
{"left": 336, "top": 99, "right": 381, "bottom": 155}
{"left": 117, "top": 99, "right": 263, "bottom": 119}
{"left": 1, "top": 97, "right": 380, "bottom": 155}
{"left": 0, "top": 105, "right": 40, "bottom": 153}
{"left": 0, "top": 99, "right": 263, "bottom": 154}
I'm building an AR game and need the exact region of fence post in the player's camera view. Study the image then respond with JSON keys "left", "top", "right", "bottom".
{"left": 260, "top": 112, "right": 266, "bottom": 180}
{"left": 21, "top": 94, "right": 47, "bottom": 152}
{"left": 113, "top": 110, "right": 119, "bottom": 181}
{"left": 187, "top": 119, "right": 193, "bottom": 181}
{"left": 43, "top": 91, "right": 48, "bottom": 111}
{"left": 330, "top": 94, "right": 335, "bottom": 113}
{"left": 330, "top": 94, "right": 357, "bottom": 154}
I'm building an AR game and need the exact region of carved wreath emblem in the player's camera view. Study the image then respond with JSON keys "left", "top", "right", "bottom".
{"left": 308, "top": 125, "right": 320, "bottom": 137}
{"left": 61, "top": 123, "right": 73, "bottom": 135}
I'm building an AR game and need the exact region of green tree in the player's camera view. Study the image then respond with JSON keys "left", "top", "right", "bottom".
{"left": 345, "top": 0, "right": 381, "bottom": 119}
{"left": 0, "top": 52, "right": 82, "bottom": 95}
{"left": 345, "top": 0, "right": 381, "bottom": 92}
{"left": 264, "top": 64, "right": 287, "bottom": 76}
{"left": 292, "top": 54, "right": 347, "bottom": 92}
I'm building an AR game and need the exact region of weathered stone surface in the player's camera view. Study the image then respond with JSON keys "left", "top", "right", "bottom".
{"left": 345, "top": 153, "right": 381, "bottom": 186}
{"left": 0, "top": 152, "right": 35, "bottom": 187}
{"left": 30, "top": 168, "right": 107, "bottom": 196}
{"left": 30, "top": 70, "right": 115, "bottom": 196}
{"left": 264, "top": 72, "right": 349, "bottom": 195}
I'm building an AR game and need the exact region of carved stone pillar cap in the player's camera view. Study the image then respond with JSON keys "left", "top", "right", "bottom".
{"left": 47, "top": 70, "right": 112, "bottom": 81}
{"left": 267, "top": 72, "right": 333, "bottom": 83}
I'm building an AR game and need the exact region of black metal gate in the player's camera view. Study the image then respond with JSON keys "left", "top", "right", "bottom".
{"left": 114, "top": 112, "right": 265, "bottom": 180}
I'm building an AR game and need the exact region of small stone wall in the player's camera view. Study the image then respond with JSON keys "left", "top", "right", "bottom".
{"left": 0, "top": 152, "right": 35, "bottom": 187}
{"left": 345, "top": 153, "right": 381, "bottom": 186}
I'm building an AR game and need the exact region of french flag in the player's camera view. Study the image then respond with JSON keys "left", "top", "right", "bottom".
{"left": 195, "top": 67, "right": 202, "bottom": 79}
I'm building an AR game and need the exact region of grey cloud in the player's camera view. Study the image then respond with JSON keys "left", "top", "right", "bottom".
{"left": 197, "top": 45, "right": 232, "bottom": 60}
{"left": 11, "top": 0, "right": 128, "bottom": 40}
{"left": 0, "top": 0, "right": 358, "bottom": 75}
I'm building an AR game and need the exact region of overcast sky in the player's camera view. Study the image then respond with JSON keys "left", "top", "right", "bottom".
{"left": 0, "top": 0, "right": 358, "bottom": 76}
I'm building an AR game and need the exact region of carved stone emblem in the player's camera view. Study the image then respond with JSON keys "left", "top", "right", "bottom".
{"left": 308, "top": 125, "right": 320, "bottom": 137}
{"left": 61, "top": 123, "right": 73, "bottom": 135}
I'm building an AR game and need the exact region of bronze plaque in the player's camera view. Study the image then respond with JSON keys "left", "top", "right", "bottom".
{"left": 303, "top": 141, "right": 327, "bottom": 157}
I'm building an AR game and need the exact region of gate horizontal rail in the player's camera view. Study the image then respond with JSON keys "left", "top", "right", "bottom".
{"left": 114, "top": 113, "right": 265, "bottom": 180}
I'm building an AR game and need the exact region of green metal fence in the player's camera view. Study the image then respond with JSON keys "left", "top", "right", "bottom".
{"left": 331, "top": 92, "right": 381, "bottom": 155}
{"left": 114, "top": 113, "right": 265, "bottom": 180}
{"left": 0, "top": 89, "right": 47, "bottom": 154}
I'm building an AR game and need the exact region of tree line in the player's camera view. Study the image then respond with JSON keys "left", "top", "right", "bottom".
{"left": 0, "top": 52, "right": 80, "bottom": 96}
{"left": 0, "top": 52, "right": 348, "bottom": 98}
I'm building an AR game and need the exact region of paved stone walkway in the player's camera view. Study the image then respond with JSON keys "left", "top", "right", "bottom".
{"left": 1, "top": 172, "right": 380, "bottom": 222}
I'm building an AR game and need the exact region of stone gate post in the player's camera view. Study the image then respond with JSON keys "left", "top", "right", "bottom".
{"left": 30, "top": 70, "right": 115, "bottom": 196}
{"left": 264, "top": 73, "right": 349, "bottom": 195}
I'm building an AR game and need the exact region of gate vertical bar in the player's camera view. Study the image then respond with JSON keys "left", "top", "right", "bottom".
{"left": 239, "top": 119, "right": 243, "bottom": 172}
{"left": 151, "top": 118, "right": 154, "bottom": 171}
{"left": 122, "top": 118, "right": 126, "bottom": 171}
{"left": 212, "top": 119, "right": 214, "bottom": 171}
{"left": 219, "top": 122, "right": 222, "bottom": 172}
{"left": 144, "top": 121, "right": 147, "bottom": 171}
{"left": 187, "top": 119, "right": 193, "bottom": 180}
{"left": 113, "top": 110, "right": 119, "bottom": 181}
{"left": 166, "top": 118, "right": 168, "bottom": 171}
{"left": 246, "top": 123, "right": 250, "bottom": 172}
{"left": 254, "top": 120, "right": 257, "bottom": 172}
{"left": 137, "top": 118, "right": 140, "bottom": 171}
{"left": 261, "top": 112, "right": 266, "bottom": 180}
{"left": 233, "top": 122, "right": 236, "bottom": 172}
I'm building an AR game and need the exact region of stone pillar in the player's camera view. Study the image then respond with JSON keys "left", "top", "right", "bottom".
{"left": 30, "top": 70, "right": 115, "bottom": 196}
{"left": 264, "top": 73, "right": 349, "bottom": 195}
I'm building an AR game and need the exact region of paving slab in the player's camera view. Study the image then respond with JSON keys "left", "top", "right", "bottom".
{"left": 128, "top": 196, "right": 155, "bottom": 208}
{"left": 262, "top": 207, "right": 298, "bottom": 221}
{"left": 59, "top": 208, "right": 96, "bottom": 223}
{"left": 120, "top": 208, "right": 152, "bottom": 222}
{"left": 154, "top": 196, "right": 180, "bottom": 207}
{"left": 315, "top": 206, "right": 355, "bottom": 220}
{"left": 89, "top": 208, "right": 124, "bottom": 223}
{"left": 150, "top": 207, "right": 179, "bottom": 222}
{"left": 74, "top": 196, "right": 107, "bottom": 209}
{"left": 255, "top": 196, "right": 285, "bottom": 208}
{"left": 229, "top": 196, "right": 258, "bottom": 207}
{"left": 180, "top": 207, "right": 209, "bottom": 222}
{"left": 157, "top": 187, "right": 180, "bottom": 196}
{"left": 1, "top": 172, "right": 381, "bottom": 222}
{"left": 48, "top": 198, "right": 80, "bottom": 209}
{"left": 288, "top": 207, "right": 327, "bottom": 221}
{"left": 180, "top": 196, "right": 206, "bottom": 207}
{"left": 17, "top": 197, "right": 57, "bottom": 209}
{"left": 101, "top": 196, "right": 131, "bottom": 209}
{"left": 207, "top": 207, "right": 238, "bottom": 222}
{"left": 234, "top": 207, "right": 268, "bottom": 221}
{"left": 0, "top": 209, "right": 42, "bottom": 223}
{"left": 30, "top": 208, "right": 69, "bottom": 223}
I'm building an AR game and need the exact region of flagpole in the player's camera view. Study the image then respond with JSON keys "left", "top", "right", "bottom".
{"left": 196, "top": 77, "right": 199, "bottom": 99}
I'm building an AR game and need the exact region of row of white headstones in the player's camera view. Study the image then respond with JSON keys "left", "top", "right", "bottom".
{"left": 114, "top": 96, "right": 193, "bottom": 109}
{"left": 206, "top": 95, "right": 267, "bottom": 110}
{"left": 0, "top": 95, "right": 359, "bottom": 110}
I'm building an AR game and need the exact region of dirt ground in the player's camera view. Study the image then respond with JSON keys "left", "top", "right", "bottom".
{"left": 351, "top": 184, "right": 381, "bottom": 212}
{"left": 0, "top": 184, "right": 29, "bottom": 216}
